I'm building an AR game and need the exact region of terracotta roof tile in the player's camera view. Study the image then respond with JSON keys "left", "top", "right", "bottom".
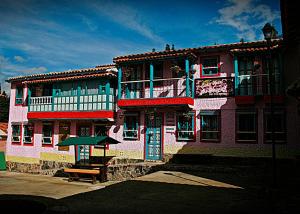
{"left": 7, "top": 64, "right": 116, "bottom": 83}
{"left": 113, "top": 39, "right": 283, "bottom": 63}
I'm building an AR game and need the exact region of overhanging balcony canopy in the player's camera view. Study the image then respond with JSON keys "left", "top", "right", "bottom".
{"left": 56, "top": 136, "right": 120, "bottom": 146}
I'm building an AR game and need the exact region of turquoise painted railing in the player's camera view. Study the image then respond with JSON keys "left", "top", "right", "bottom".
{"left": 120, "top": 77, "right": 193, "bottom": 99}
{"left": 29, "top": 93, "right": 115, "bottom": 112}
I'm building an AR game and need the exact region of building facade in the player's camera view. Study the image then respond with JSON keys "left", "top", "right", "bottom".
{"left": 5, "top": 39, "right": 300, "bottom": 170}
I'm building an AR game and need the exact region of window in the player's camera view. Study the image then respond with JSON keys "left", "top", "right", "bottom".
{"left": 236, "top": 110, "right": 257, "bottom": 142}
{"left": 201, "top": 56, "right": 219, "bottom": 77}
{"left": 237, "top": 57, "right": 254, "bottom": 95}
{"left": 177, "top": 111, "right": 195, "bottom": 141}
{"left": 123, "top": 113, "right": 139, "bottom": 140}
{"left": 42, "top": 123, "right": 53, "bottom": 146}
{"left": 15, "top": 86, "right": 23, "bottom": 105}
{"left": 11, "top": 124, "right": 21, "bottom": 144}
{"left": 200, "top": 110, "right": 220, "bottom": 141}
{"left": 264, "top": 109, "right": 286, "bottom": 143}
{"left": 23, "top": 124, "right": 34, "bottom": 144}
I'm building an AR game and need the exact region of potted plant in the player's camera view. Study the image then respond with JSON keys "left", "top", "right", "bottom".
{"left": 170, "top": 65, "right": 182, "bottom": 74}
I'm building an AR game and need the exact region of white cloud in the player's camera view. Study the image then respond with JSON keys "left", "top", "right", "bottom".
{"left": 90, "top": 1, "right": 164, "bottom": 43}
{"left": 214, "top": 0, "right": 280, "bottom": 41}
{"left": 14, "top": 55, "right": 26, "bottom": 63}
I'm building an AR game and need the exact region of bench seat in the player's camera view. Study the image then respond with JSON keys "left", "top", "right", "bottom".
{"left": 64, "top": 168, "right": 100, "bottom": 184}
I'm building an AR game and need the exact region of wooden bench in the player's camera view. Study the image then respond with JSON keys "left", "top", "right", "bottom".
{"left": 64, "top": 168, "right": 100, "bottom": 184}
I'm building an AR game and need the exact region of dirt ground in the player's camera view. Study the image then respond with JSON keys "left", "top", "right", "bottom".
{"left": 1, "top": 160, "right": 300, "bottom": 214}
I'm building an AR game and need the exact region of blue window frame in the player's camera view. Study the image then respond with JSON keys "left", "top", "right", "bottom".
{"left": 177, "top": 111, "right": 195, "bottom": 141}
{"left": 200, "top": 110, "right": 220, "bottom": 142}
{"left": 123, "top": 113, "right": 139, "bottom": 140}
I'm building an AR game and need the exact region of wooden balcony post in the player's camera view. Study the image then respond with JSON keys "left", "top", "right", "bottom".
{"left": 27, "top": 85, "right": 31, "bottom": 112}
{"left": 185, "top": 59, "right": 190, "bottom": 97}
{"left": 118, "top": 67, "right": 122, "bottom": 99}
{"left": 150, "top": 63, "right": 154, "bottom": 98}
{"left": 234, "top": 56, "right": 239, "bottom": 95}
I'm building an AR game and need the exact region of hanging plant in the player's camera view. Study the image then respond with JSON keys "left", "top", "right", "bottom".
{"left": 170, "top": 65, "right": 182, "bottom": 73}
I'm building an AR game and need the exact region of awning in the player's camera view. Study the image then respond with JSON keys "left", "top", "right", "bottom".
{"left": 56, "top": 136, "right": 121, "bottom": 146}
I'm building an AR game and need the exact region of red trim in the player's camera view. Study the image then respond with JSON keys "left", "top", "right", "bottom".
{"left": 235, "top": 96, "right": 255, "bottom": 105}
{"left": 263, "top": 95, "right": 285, "bottom": 104}
{"left": 28, "top": 111, "right": 114, "bottom": 119}
{"left": 118, "top": 97, "right": 194, "bottom": 107}
{"left": 200, "top": 55, "right": 221, "bottom": 78}
{"left": 23, "top": 123, "right": 34, "bottom": 146}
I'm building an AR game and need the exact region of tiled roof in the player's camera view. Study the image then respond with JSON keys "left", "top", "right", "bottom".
{"left": 0, "top": 123, "right": 8, "bottom": 134}
{"left": 7, "top": 64, "right": 116, "bottom": 83}
{"left": 230, "top": 44, "right": 281, "bottom": 53}
{"left": 113, "top": 39, "right": 283, "bottom": 63}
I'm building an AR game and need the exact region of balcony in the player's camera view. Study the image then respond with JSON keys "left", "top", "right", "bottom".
{"left": 235, "top": 73, "right": 283, "bottom": 105}
{"left": 117, "top": 77, "right": 194, "bottom": 108}
{"left": 194, "top": 77, "right": 234, "bottom": 98}
{"left": 27, "top": 93, "right": 115, "bottom": 120}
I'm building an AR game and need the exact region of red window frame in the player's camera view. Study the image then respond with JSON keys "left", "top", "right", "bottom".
{"left": 11, "top": 124, "right": 22, "bottom": 145}
{"left": 200, "top": 56, "right": 221, "bottom": 78}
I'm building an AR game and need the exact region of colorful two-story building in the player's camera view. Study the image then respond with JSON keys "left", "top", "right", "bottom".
{"left": 5, "top": 39, "right": 300, "bottom": 172}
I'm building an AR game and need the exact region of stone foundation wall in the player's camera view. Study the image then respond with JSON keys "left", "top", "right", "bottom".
{"left": 6, "top": 160, "right": 72, "bottom": 176}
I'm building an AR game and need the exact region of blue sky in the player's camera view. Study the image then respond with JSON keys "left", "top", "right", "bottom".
{"left": 0, "top": 0, "right": 282, "bottom": 93}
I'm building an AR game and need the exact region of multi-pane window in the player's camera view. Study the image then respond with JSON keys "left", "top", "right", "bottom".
{"left": 123, "top": 113, "right": 139, "bottom": 140}
{"left": 11, "top": 125, "right": 21, "bottom": 143}
{"left": 264, "top": 109, "right": 286, "bottom": 143}
{"left": 201, "top": 57, "right": 219, "bottom": 76}
{"left": 15, "top": 86, "right": 23, "bottom": 105}
{"left": 42, "top": 123, "right": 53, "bottom": 145}
{"left": 238, "top": 57, "right": 254, "bottom": 95}
{"left": 23, "top": 124, "right": 34, "bottom": 144}
{"left": 200, "top": 110, "right": 220, "bottom": 141}
{"left": 236, "top": 110, "right": 257, "bottom": 142}
{"left": 177, "top": 111, "right": 195, "bottom": 141}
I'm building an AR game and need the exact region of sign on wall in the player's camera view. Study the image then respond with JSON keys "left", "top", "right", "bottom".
{"left": 194, "top": 77, "right": 234, "bottom": 98}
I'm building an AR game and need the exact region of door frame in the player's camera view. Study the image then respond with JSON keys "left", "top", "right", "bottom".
{"left": 144, "top": 112, "right": 164, "bottom": 160}
{"left": 75, "top": 123, "right": 92, "bottom": 162}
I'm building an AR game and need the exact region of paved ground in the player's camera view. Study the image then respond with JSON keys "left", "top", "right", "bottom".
{"left": 0, "top": 161, "right": 300, "bottom": 214}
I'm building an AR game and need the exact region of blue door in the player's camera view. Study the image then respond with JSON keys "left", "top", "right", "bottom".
{"left": 146, "top": 114, "right": 162, "bottom": 160}
{"left": 77, "top": 126, "right": 90, "bottom": 163}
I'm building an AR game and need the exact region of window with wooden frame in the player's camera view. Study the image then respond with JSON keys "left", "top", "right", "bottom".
{"left": 264, "top": 108, "right": 286, "bottom": 144}
{"left": 176, "top": 111, "right": 195, "bottom": 141}
{"left": 201, "top": 56, "right": 220, "bottom": 77}
{"left": 123, "top": 113, "right": 139, "bottom": 140}
{"left": 11, "top": 124, "right": 21, "bottom": 144}
{"left": 200, "top": 110, "right": 220, "bottom": 142}
{"left": 15, "top": 86, "right": 23, "bottom": 105}
{"left": 23, "top": 124, "right": 34, "bottom": 145}
{"left": 236, "top": 109, "right": 257, "bottom": 143}
{"left": 42, "top": 122, "right": 53, "bottom": 146}
{"left": 237, "top": 57, "right": 255, "bottom": 95}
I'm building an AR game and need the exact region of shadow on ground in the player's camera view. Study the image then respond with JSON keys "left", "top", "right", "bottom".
{"left": 1, "top": 159, "right": 300, "bottom": 214}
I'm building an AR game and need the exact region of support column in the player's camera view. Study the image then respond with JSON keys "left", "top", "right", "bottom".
{"left": 150, "top": 63, "right": 154, "bottom": 98}
{"left": 185, "top": 59, "right": 190, "bottom": 97}
{"left": 234, "top": 56, "right": 239, "bottom": 95}
{"left": 27, "top": 85, "right": 31, "bottom": 112}
{"left": 105, "top": 80, "right": 110, "bottom": 110}
{"left": 118, "top": 67, "right": 122, "bottom": 99}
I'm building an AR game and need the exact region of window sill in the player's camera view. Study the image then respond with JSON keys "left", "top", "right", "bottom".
{"left": 201, "top": 139, "right": 220, "bottom": 143}
{"left": 11, "top": 142, "right": 21, "bottom": 145}
{"left": 236, "top": 140, "right": 257, "bottom": 144}
{"left": 42, "top": 144, "right": 53, "bottom": 147}
{"left": 23, "top": 143, "right": 34, "bottom": 146}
